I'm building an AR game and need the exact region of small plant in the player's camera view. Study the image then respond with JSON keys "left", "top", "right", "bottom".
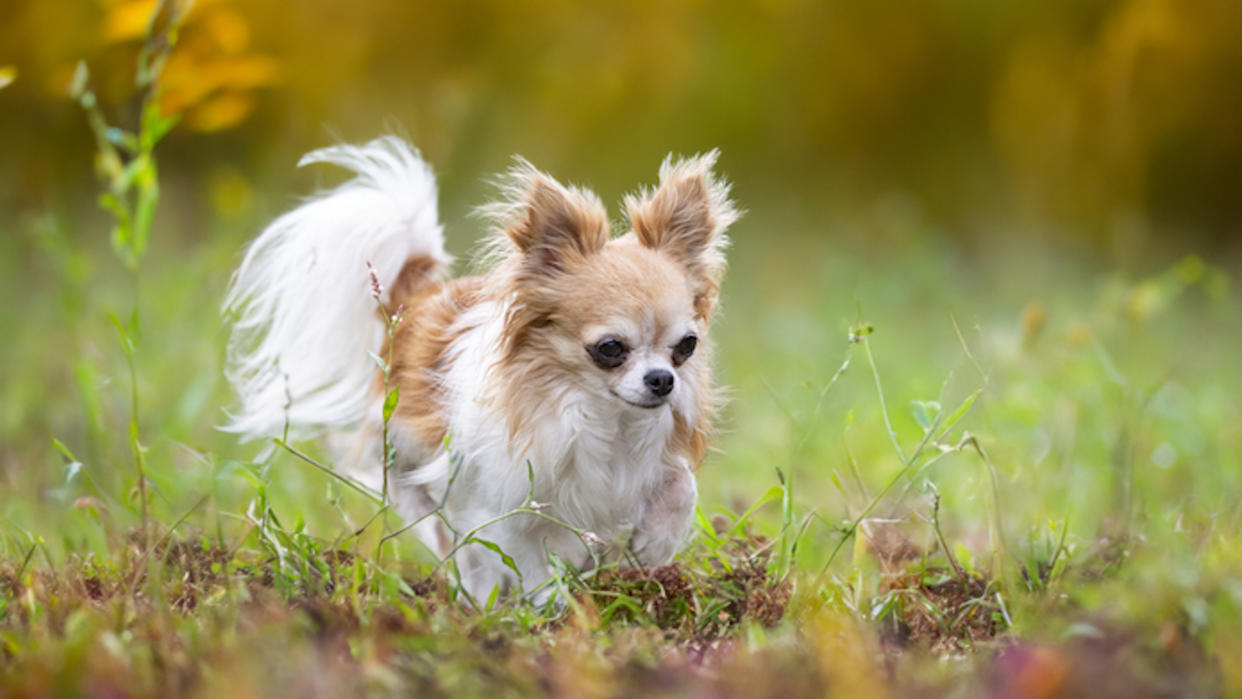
{"left": 70, "top": 0, "right": 187, "bottom": 274}
{"left": 367, "top": 262, "right": 404, "bottom": 513}
{"left": 67, "top": 0, "right": 191, "bottom": 539}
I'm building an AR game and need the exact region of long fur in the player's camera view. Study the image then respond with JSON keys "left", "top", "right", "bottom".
{"left": 225, "top": 138, "right": 737, "bottom": 604}
{"left": 223, "top": 136, "right": 449, "bottom": 438}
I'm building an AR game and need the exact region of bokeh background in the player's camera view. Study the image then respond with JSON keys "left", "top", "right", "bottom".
{"left": 6, "top": 0, "right": 1242, "bottom": 254}
{"left": 1, "top": 0, "right": 1240, "bottom": 571}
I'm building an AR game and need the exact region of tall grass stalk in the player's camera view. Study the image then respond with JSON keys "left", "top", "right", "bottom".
{"left": 366, "top": 262, "right": 405, "bottom": 555}
{"left": 69, "top": 0, "right": 189, "bottom": 540}
{"left": 819, "top": 326, "right": 989, "bottom": 576}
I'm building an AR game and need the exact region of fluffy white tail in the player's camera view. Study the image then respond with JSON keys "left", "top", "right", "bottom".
{"left": 224, "top": 136, "right": 448, "bottom": 439}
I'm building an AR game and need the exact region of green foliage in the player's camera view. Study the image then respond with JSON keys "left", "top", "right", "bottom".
{"left": 2, "top": 1, "right": 1242, "bottom": 695}
{"left": 68, "top": 0, "right": 187, "bottom": 272}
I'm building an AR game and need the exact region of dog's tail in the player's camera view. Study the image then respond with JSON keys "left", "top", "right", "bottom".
{"left": 223, "top": 136, "right": 449, "bottom": 440}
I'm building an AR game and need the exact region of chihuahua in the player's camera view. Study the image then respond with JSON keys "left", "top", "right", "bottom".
{"left": 224, "top": 137, "right": 737, "bottom": 602}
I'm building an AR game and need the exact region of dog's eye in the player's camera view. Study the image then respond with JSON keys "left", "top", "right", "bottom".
{"left": 598, "top": 339, "right": 625, "bottom": 358}
{"left": 588, "top": 338, "right": 628, "bottom": 369}
{"left": 672, "top": 334, "right": 697, "bottom": 365}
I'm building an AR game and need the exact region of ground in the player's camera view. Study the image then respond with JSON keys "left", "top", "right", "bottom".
{"left": 2, "top": 206, "right": 1239, "bottom": 696}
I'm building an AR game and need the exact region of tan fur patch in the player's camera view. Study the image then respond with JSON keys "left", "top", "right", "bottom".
{"left": 386, "top": 262, "right": 485, "bottom": 450}
{"left": 385, "top": 254, "right": 442, "bottom": 316}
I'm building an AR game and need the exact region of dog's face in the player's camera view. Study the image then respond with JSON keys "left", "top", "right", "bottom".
{"left": 493, "top": 153, "right": 736, "bottom": 416}
{"left": 564, "top": 242, "right": 702, "bottom": 409}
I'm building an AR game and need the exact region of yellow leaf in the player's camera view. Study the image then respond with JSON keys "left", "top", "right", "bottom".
{"left": 182, "top": 91, "right": 254, "bottom": 132}
{"left": 0, "top": 65, "right": 16, "bottom": 90}
{"left": 160, "top": 53, "right": 280, "bottom": 114}
{"left": 214, "top": 55, "right": 281, "bottom": 90}
{"left": 202, "top": 8, "right": 252, "bottom": 54}
{"left": 101, "top": 0, "right": 159, "bottom": 43}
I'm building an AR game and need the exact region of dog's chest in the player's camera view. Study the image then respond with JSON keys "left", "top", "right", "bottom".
{"left": 542, "top": 402, "right": 672, "bottom": 531}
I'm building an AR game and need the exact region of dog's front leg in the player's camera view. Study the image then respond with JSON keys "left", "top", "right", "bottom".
{"left": 630, "top": 458, "right": 697, "bottom": 567}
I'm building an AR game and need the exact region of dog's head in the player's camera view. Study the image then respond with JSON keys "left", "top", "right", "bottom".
{"left": 486, "top": 153, "right": 737, "bottom": 419}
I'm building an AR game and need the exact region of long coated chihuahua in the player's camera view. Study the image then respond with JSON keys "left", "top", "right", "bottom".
{"left": 224, "top": 137, "right": 737, "bottom": 603}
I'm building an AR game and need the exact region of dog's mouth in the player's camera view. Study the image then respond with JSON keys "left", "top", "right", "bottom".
{"left": 609, "top": 389, "right": 667, "bottom": 410}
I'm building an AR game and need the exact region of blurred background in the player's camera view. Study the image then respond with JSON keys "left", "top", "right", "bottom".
{"left": 1, "top": 0, "right": 1239, "bottom": 563}
{"left": 5, "top": 0, "right": 1242, "bottom": 257}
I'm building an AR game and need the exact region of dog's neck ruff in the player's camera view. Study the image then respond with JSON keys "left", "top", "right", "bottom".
{"left": 434, "top": 299, "right": 681, "bottom": 536}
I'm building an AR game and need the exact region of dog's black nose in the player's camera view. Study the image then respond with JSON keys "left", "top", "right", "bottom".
{"left": 643, "top": 369, "right": 675, "bottom": 397}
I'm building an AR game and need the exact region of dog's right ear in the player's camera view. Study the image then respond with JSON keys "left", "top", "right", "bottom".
{"left": 625, "top": 150, "right": 739, "bottom": 319}
{"left": 495, "top": 160, "right": 609, "bottom": 275}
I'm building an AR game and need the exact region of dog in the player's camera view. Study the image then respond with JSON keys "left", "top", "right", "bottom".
{"left": 224, "top": 137, "right": 737, "bottom": 603}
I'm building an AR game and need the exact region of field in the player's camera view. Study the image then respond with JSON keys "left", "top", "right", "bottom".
{"left": 3, "top": 2, "right": 1242, "bottom": 697}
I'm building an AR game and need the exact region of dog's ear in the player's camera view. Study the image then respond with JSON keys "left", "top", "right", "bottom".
{"left": 495, "top": 160, "right": 609, "bottom": 275}
{"left": 626, "top": 150, "right": 739, "bottom": 318}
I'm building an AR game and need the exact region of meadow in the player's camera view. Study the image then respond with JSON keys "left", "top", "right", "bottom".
{"left": 3, "top": 1, "right": 1242, "bottom": 696}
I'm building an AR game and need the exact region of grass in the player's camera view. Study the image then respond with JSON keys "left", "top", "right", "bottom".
{"left": 3, "top": 17, "right": 1242, "bottom": 696}
{"left": 3, "top": 216, "right": 1238, "bottom": 696}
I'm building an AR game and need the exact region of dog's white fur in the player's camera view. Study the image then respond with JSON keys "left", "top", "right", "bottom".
{"left": 224, "top": 137, "right": 736, "bottom": 603}
{"left": 224, "top": 137, "right": 449, "bottom": 438}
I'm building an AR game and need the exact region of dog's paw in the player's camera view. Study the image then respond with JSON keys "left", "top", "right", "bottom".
{"left": 630, "top": 528, "right": 685, "bottom": 568}
{"left": 630, "top": 462, "right": 697, "bottom": 567}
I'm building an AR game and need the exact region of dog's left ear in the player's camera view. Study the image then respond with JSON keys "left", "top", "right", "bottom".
{"left": 626, "top": 151, "right": 739, "bottom": 318}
